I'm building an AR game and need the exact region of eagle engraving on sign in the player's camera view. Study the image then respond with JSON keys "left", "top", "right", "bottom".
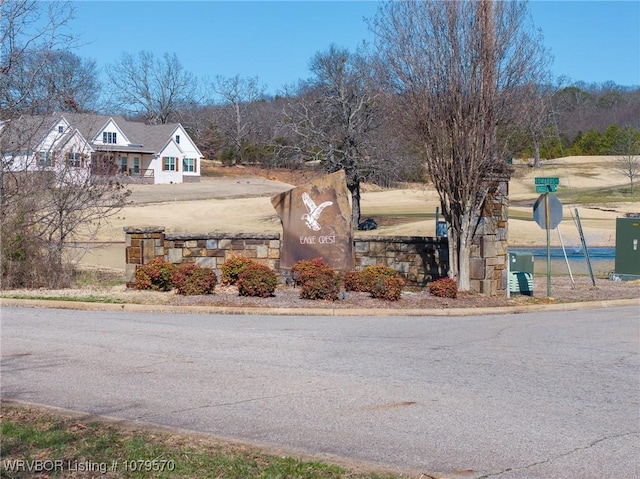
{"left": 301, "top": 192, "right": 333, "bottom": 231}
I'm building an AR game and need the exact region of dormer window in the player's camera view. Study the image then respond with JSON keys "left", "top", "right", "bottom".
{"left": 175, "top": 134, "right": 180, "bottom": 144}
{"left": 58, "top": 126, "right": 64, "bottom": 133}
{"left": 103, "top": 131, "right": 117, "bottom": 144}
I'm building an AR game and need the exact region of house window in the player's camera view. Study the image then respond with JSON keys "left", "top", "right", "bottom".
{"left": 163, "top": 156, "right": 177, "bottom": 171}
{"left": 131, "top": 157, "right": 140, "bottom": 174}
{"left": 175, "top": 135, "right": 180, "bottom": 144}
{"left": 38, "top": 151, "right": 53, "bottom": 167}
{"left": 102, "top": 131, "right": 117, "bottom": 144}
{"left": 58, "top": 126, "right": 64, "bottom": 133}
{"left": 183, "top": 158, "right": 195, "bottom": 172}
{"left": 119, "top": 156, "right": 127, "bottom": 173}
{"left": 67, "top": 152, "right": 82, "bottom": 167}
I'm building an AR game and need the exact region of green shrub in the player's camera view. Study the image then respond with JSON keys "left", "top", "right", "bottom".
{"left": 134, "top": 258, "right": 176, "bottom": 291}
{"left": 237, "top": 263, "right": 278, "bottom": 297}
{"left": 370, "top": 275, "right": 405, "bottom": 301}
{"left": 221, "top": 256, "right": 255, "bottom": 285}
{"left": 292, "top": 258, "right": 341, "bottom": 301}
{"left": 428, "top": 277, "right": 458, "bottom": 298}
{"left": 172, "top": 263, "right": 217, "bottom": 295}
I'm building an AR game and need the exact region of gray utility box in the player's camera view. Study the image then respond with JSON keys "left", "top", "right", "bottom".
{"left": 508, "top": 252, "right": 534, "bottom": 296}
{"left": 614, "top": 217, "right": 640, "bottom": 280}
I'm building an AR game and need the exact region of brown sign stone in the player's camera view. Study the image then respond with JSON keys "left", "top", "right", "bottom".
{"left": 271, "top": 170, "right": 354, "bottom": 271}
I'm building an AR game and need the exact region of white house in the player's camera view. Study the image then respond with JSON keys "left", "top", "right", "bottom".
{"left": 1, "top": 113, "right": 203, "bottom": 184}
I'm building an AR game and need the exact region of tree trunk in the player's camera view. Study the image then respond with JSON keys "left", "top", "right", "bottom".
{"left": 447, "top": 225, "right": 457, "bottom": 279}
{"left": 456, "top": 210, "right": 474, "bottom": 291}
{"left": 457, "top": 232, "right": 472, "bottom": 292}
{"left": 349, "top": 180, "right": 361, "bottom": 228}
{"left": 533, "top": 134, "right": 542, "bottom": 168}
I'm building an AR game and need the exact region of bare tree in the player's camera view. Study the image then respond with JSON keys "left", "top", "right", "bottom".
{"left": 1, "top": 0, "right": 75, "bottom": 201}
{"left": 611, "top": 126, "right": 640, "bottom": 194}
{"left": 520, "top": 81, "right": 555, "bottom": 167}
{"left": 2, "top": 49, "right": 100, "bottom": 113}
{"left": 106, "top": 51, "right": 198, "bottom": 124}
{"left": 1, "top": 1, "right": 131, "bottom": 288}
{"left": 1, "top": 0, "right": 75, "bottom": 116}
{"left": 1, "top": 144, "right": 130, "bottom": 288}
{"left": 278, "top": 44, "right": 383, "bottom": 227}
{"left": 211, "top": 75, "right": 266, "bottom": 164}
{"left": 371, "top": 0, "right": 550, "bottom": 291}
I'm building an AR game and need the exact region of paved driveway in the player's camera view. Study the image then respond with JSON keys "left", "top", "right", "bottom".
{"left": 1, "top": 306, "right": 638, "bottom": 478}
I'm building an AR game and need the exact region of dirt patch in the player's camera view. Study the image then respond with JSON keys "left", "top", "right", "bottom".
{"left": 126, "top": 175, "right": 293, "bottom": 205}
{"left": 202, "top": 163, "right": 326, "bottom": 187}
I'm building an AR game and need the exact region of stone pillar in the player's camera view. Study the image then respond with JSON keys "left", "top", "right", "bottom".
{"left": 470, "top": 171, "right": 512, "bottom": 296}
{"left": 124, "top": 226, "right": 165, "bottom": 288}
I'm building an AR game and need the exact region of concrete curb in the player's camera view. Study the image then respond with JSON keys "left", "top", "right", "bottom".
{"left": 1, "top": 297, "right": 638, "bottom": 317}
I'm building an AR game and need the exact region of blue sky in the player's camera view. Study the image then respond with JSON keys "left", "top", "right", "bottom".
{"left": 71, "top": 1, "right": 640, "bottom": 96}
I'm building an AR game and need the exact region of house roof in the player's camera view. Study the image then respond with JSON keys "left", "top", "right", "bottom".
{"left": 1, "top": 113, "right": 194, "bottom": 157}
{"left": 117, "top": 120, "right": 180, "bottom": 153}
{"left": 0, "top": 115, "right": 59, "bottom": 152}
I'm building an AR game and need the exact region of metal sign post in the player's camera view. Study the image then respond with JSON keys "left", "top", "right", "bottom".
{"left": 574, "top": 208, "right": 596, "bottom": 286}
{"left": 545, "top": 194, "right": 551, "bottom": 296}
{"left": 533, "top": 191, "right": 563, "bottom": 297}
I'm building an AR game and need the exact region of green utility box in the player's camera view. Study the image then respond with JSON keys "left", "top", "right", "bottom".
{"left": 614, "top": 218, "right": 640, "bottom": 280}
{"left": 508, "top": 252, "right": 534, "bottom": 295}
{"left": 509, "top": 252, "right": 534, "bottom": 273}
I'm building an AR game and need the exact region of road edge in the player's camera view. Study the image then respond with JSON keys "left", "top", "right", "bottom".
{"left": 1, "top": 297, "right": 638, "bottom": 317}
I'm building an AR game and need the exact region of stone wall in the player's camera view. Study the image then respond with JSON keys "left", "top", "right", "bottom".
{"left": 123, "top": 227, "right": 447, "bottom": 289}
{"left": 354, "top": 235, "right": 448, "bottom": 286}
{"left": 124, "top": 227, "right": 280, "bottom": 288}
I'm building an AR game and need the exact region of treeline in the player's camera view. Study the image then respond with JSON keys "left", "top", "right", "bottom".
{"left": 3, "top": 3, "right": 640, "bottom": 182}
{"left": 3, "top": 48, "right": 639, "bottom": 179}
{"left": 507, "top": 83, "right": 640, "bottom": 160}
{"left": 170, "top": 80, "right": 640, "bottom": 176}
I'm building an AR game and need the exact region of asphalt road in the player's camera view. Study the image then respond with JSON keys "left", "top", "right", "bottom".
{"left": 1, "top": 306, "right": 638, "bottom": 479}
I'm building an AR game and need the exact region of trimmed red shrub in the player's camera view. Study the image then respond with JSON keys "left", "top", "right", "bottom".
{"left": 301, "top": 269, "right": 341, "bottom": 301}
{"left": 345, "top": 265, "right": 405, "bottom": 300}
{"left": 290, "top": 257, "right": 324, "bottom": 286}
{"left": 362, "top": 264, "right": 400, "bottom": 286}
{"left": 343, "top": 270, "right": 369, "bottom": 292}
{"left": 172, "top": 263, "right": 217, "bottom": 295}
{"left": 237, "top": 263, "right": 278, "bottom": 298}
{"left": 428, "top": 277, "right": 458, "bottom": 298}
{"left": 292, "top": 258, "right": 341, "bottom": 301}
{"left": 370, "top": 275, "right": 405, "bottom": 301}
{"left": 134, "top": 258, "right": 176, "bottom": 291}
{"left": 221, "top": 256, "right": 255, "bottom": 285}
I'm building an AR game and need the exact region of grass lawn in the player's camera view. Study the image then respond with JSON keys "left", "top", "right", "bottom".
{"left": 0, "top": 404, "right": 400, "bottom": 479}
